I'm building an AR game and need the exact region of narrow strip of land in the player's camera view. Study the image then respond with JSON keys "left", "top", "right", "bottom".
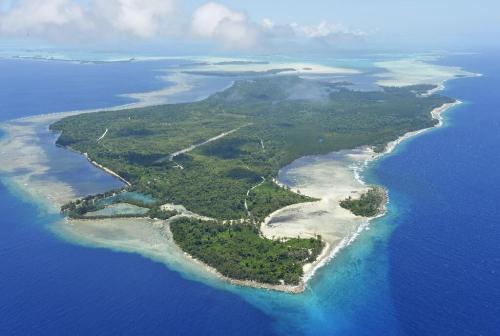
{"left": 84, "top": 153, "right": 131, "bottom": 186}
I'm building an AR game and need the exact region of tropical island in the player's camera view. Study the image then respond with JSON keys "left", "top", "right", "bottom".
{"left": 340, "top": 187, "right": 387, "bottom": 217}
{"left": 50, "top": 75, "right": 454, "bottom": 289}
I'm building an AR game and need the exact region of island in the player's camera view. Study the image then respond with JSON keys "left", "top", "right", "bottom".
{"left": 340, "top": 187, "right": 387, "bottom": 217}
{"left": 49, "top": 75, "right": 454, "bottom": 290}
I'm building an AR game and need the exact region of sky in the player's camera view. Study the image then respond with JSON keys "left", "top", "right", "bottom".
{"left": 0, "top": 0, "right": 498, "bottom": 54}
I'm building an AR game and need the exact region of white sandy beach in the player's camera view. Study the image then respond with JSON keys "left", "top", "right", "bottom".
{"left": 260, "top": 99, "right": 462, "bottom": 288}
{"left": 260, "top": 148, "right": 375, "bottom": 285}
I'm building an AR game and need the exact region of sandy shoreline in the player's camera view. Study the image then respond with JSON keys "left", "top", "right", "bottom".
{"left": 83, "top": 153, "right": 132, "bottom": 186}
{"left": 183, "top": 96, "right": 460, "bottom": 293}
{"left": 382, "top": 100, "right": 461, "bottom": 156}
{"left": 256, "top": 98, "right": 461, "bottom": 292}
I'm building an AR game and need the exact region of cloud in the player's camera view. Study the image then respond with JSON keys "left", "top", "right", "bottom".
{"left": 262, "top": 19, "right": 366, "bottom": 47}
{"left": 94, "top": 0, "right": 179, "bottom": 38}
{"left": 0, "top": 0, "right": 366, "bottom": 50}
{"left": 0, "top": 0, "right": 88, "bottom": 39}
{"left": 0, "top": 0, "right": 179, "bottom": 41}
{"left": 294, "top": 21, "right": 360, "bottom": 39}
{"left": 188, "top": 3, "right": 365, "bottom": 50}
{"left": 190, "top": 2, "right": 260, "bottom": 49}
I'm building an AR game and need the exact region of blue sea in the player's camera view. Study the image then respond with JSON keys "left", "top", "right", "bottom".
{"left": 0, "top": 53, "right": 499, "bottom": 335}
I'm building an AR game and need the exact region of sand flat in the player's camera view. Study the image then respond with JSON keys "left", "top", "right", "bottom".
{"left": 261, "top": 148, "right": 376, "bottom": 282}
{"left": 375, "top": 57, "right": 476, "bottom": 87}
{"left": 0, "top": 117, "right": 77, "bottom": 211}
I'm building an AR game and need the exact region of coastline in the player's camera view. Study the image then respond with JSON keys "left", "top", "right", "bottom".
{"left": 83, "top": 153, "right": 131, "bottom": 186}
{"left": 0, "top": 58, "right": 467, "bottom": 294}
{"left": 0, "top": 69, "right": 194, "bottom": 206}
{"left": 257, "top": 98, "right": 461, "bottom": 292}
{"left": 0, "top": 96, "right": 461, "bottom": 294}
{"left": 381, "top": 100, "right": 461, "bottom": 156}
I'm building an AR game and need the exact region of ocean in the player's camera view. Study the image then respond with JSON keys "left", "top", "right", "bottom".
{"left": 0, "top": 53, "right": 499, "bottom": 335}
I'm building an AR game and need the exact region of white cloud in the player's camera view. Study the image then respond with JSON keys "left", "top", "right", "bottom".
{"left": 0, "top": 0, "right": 366, "bottom": 50}
{"left": 294, "top": 21, "right": 350, "bottom": 38}
{"left": 94, "top": 0, "right": 178, "bottom": 38}
{"left": 191, "top": 2, "right": 244, "bottom": 38}
{"left": 0, "top": 0, "right": 179, "bottom": 41}
{"left": 189, "top": 3, "right": 365, "bottom": 50}
{"left": 190, "top": 2, "right": 260, "bottom": 49}
{"left": 261, "top": 18, "right": 274, "bottom": 30}
{"left": 0, "top": 0, "right": 88, "bottom": 38}
{"left": 262, "top": 19, "right": 366, "bottom": 46}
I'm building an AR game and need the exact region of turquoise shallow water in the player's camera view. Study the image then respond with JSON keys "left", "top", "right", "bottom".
{"left": 0, "top": 53, "right": 499, "bottom": 335}
{"left": 238, "top": 52, "right": 500, "bottom": 335}
{"left": 0, "top": 58, "right": 277, "bottom": 335}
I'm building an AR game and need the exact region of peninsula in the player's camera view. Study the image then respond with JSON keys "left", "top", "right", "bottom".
{"left": 50, "top": 76, "right": 454, "bottom": 291}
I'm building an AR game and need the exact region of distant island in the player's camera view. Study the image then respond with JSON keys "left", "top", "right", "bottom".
{"left": 50, "top": 76, "right": 454, "bottom": 290}
{"left": 182, "top": 67, "right": 297, "bottom": 77}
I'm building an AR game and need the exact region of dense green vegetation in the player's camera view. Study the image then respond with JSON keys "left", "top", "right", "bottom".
{"left": 148, "top": 207, "right": 178, "bottom": 220}
{"left": 339, "top": 187, "right": 387, "bottom": 217}
{"left": 61, "top": 189, "right": 124, "bottom": 213}
{"left": 247, "top": 181, "right": 317, "bottom": 223}
{"left": 71, "top": 213, "right": 148, "bottom": 220}
{"left": 52, "top": 76, "right": 452, "bottom": 284}
{"left": 170, "top": 218, "right": 324, "bottom": 285}
{"left": 61, "top": 191, "right": 178, "bottom": 220}
{"left": 51, "top": 76, "right": 451, "bottom": 221}
{"left": 61, "top": 191, "right": 121, "bottom": 217}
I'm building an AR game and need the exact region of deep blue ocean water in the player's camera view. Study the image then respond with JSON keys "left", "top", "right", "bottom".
{"left": 1, "top": 53, "right": 499, "bottom": 335}
{"left": 0, "top": 59, "right": 170, "bottom": 120}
